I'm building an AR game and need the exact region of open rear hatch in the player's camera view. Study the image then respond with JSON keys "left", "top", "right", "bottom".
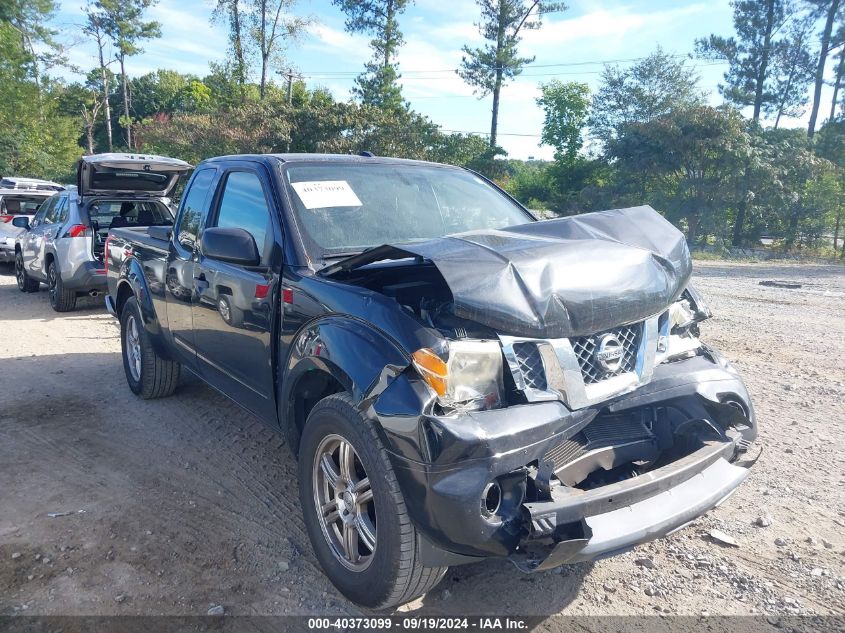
{"left": 78, "top": 153, "right": 192, "bottom": 198}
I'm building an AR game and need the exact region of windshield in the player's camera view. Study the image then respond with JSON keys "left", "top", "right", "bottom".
{"left": 283, "top": 163, "right": 533, "bottom": 258}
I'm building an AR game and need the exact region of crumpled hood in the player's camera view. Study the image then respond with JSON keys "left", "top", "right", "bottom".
{"left": 322, "top": 205, "right": 692, "bottom": 339}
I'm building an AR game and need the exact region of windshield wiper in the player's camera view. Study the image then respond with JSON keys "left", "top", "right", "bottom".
{"left": 321, "top": 251, "right": 365, "bottom": 260}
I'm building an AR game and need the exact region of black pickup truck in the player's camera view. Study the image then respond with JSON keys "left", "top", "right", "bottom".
{"left": 105, "top": 153, "right": 758, "bottom": 609}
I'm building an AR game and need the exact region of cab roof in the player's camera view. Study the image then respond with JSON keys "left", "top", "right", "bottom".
{"left": 198, "top": 153, "right": 457, "bottom": 169}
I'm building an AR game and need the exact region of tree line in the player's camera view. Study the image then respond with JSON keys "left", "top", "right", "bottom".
{"left": 2, "top": 0, "right": 845, "bottom": 257}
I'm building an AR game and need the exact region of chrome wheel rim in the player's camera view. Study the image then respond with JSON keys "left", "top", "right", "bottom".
{"left": 312, "top": 434, "right": 376, "bottom": 571}
{"left": 218, "top": 298, "right": 231, "bottom": 323}
{"left": 125, "top": 315, "right": 142, "bottom": 382}
{"left": 48, "top": 265, "right": 57, "bottom": 304}
{"left": 15, "top": 254, "right": 25, "bottom": 289}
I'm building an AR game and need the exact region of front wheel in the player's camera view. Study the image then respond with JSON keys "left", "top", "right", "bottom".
{"left": 15, "top": 251, "right": 39, "bottom": 292}
{"left": 299, "top": 394, "right": 447, "bottom": 609}
{"left": 120, "top": 297, "right": 181, "bottom": 399}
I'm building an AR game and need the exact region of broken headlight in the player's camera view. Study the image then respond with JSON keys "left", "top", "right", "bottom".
{"left": 657, "top": 297, "right": 703, "bottom": 362}
{"left": 412, "top": 340, "right": 504, "bottom": 411}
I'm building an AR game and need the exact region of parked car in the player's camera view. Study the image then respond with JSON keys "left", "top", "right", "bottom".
{"left": 14, "top": 154, "right": 190, "bottom": 311}
{"left": 105, "top": 154, "right": 758, "bottom": 609}
{"left": 0, "top": 178, "right": 64, "bottom": 264}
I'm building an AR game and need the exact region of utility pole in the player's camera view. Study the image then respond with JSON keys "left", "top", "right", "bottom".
{"left": 284, "top": 69, "right": 294, "bottom": 104}
{"left": 275, "top": 68, "right": 298, "bottom": 103}
{"left": 278, "top": 68, "right": 299, "bottom": 152}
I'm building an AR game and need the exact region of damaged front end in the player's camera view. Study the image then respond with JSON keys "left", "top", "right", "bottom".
{"left": 322, "top": 206, "right": 757, "bottom": 570}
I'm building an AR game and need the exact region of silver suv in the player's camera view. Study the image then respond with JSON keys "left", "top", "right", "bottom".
{"left": 0, "top": 178, "right": 64, "bottom": 264}
{"left": 15, "top": 154, "right": 190, "bottom": 311}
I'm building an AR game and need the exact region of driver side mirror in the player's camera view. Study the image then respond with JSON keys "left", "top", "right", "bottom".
{"left": 12, "top": 216, "right": 30, "bottom": 230}
{"left": 201, "top": 227, "right": 260, "bottom": 266}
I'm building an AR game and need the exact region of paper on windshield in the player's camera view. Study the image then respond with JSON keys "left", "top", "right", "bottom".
{"left": 291, "top": 180, "right": 362, "bottom": 210}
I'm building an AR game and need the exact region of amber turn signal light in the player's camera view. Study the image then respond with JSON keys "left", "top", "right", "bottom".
{"left": 411, "top": 348, "right": 448, "bottom": 397}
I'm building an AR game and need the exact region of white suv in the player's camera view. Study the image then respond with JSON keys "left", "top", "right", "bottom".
{"left": 0, "top": 178, "right": 64, "bottom": 264}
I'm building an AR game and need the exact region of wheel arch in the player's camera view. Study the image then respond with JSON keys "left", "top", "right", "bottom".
{"left": 118, "top": 257, "right": 174, "bottom": 361}
{"left": 280, "top": 316, "right": 411, "bottom": 454}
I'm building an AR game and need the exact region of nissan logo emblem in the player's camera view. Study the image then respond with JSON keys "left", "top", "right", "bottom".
{"left": 595, "top": 333, "right": 624, "bottom": 372}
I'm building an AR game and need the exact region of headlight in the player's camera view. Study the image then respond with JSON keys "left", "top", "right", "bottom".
{"left": 412, "top": 340, "right": 504, "bottom": 411}
{"left": 658, "top": 299, "right": 701, "bottom": 362}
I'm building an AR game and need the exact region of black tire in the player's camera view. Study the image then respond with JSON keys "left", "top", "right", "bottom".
{"left": 47, "top": 261, "right": 76, "bottom": 312}
{"left": 15, "top": 251, "right": 39, "bottom": 293}
{"left": 120, "top": 296, "right": 181, "bottom": 399}
{"left": 299, "top": 393, "right": 447, "bottom": 609}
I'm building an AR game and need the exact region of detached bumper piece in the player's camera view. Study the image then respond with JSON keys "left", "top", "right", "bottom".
{"left": 512, "top": 438, "right": 756, "bottom": 572}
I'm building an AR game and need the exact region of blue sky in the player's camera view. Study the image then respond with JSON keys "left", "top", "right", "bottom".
{"left": 52, "top": 0, "right": 835, "bottom": 159}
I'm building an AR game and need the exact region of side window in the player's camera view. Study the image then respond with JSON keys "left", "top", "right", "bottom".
{"left": 54, "top": 197, "right": 68, "bottom": 224}
{"left": 213, "top": 171, "right": 271, "bottom": 259}
{"left": 175, "top": 169, "right": 215, "bottom": 250}
{"left": 44, "top": 196, "right": 65, "bottom": 225}
{"left": 34, "top": 197, "right": 57, "bottom": 226}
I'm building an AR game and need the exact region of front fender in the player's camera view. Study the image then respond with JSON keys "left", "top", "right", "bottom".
{"left": 119, "top": 257, "right": 175, "bottom": 361}
{"left": 281, "top": 315, "right": 412, "bottom": 442}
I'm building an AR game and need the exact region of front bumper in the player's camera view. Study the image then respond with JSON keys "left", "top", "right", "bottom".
{"left": 375, "top": 352, "right": 757, "bottom": 568}
{"left": 516, "top": 436, "right": 755, "bottom": 571}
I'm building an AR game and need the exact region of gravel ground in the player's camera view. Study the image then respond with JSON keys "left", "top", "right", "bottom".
{"left": 0, "top": 260, "right": 843, "bottom": 621}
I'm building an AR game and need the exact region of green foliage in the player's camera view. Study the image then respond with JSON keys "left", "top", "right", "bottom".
{"left": 0, "top": 17, "right": 80, "bottom": 180}
{"left": 137, "top": 99, "right": 291, "bottom": 164}
{"left": 695, "top": 0, "right": 814, "bottom": 123}
{"left": 589, "top": 48, "right": 705, "bottom": 146}
{"left": 1, "top": 0, "right": 843, "bottom": 258}
{"left": 608, "top": 105, "right": 750, "bottom": 245}
{"left": 247, "top": 0, "right": 312, "bottom": 98}
{"left": 332, "top": 0, "right": 409, "bottom": 110}
{"left": 96, "top": 0, "right": 160, "bottom": 59}
{"left": 458, "top": 0, "right": 566, "bottom": 148}
{"left": 536, "top": 80, "right": 589, "bottom": 163}
{"left": 131, "top": 70, "right": 212, "bottom": 117}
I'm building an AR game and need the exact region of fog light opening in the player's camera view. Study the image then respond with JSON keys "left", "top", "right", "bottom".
{"left": 721, "top": 396, "right": 749, "bottom": 419}
{"left": 481, "top": 481, "right": 502, "bottom": 518}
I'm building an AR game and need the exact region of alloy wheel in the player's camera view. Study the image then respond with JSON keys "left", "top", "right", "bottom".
{"left": 47, "top": 264, "right": 57, "bottom": 305}
{"left": 218, "top": 297, "right": 231, "bottom": 324}
{"left": 15, "top": 253, "right": 25, "bottom": 290}
{"left": 312, "top": 434, "right": 376, "bottom": 571}
{"left": 125, "top": 314, "right": 142, "bottom": 382}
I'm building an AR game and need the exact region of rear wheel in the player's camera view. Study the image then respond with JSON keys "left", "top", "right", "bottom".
{"left": 120, "top": 296, "right": 181, "bottom": 399}
{"left": 299, "top": 394, "right": 447, "bottom": 609}
{"left": 47, "top": 261, "right": 76, "bottom": 312}
{"left": 217, "top": 295, "right": 243, "bottom": 327}
{"left": 15, "top": 251, "right": 39, "bottom": 292}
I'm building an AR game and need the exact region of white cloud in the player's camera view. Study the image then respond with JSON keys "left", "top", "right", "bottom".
{"left": 303, "top": 24, "right": 368, "bottom": 61}
{"left": 521, "top": 3, "right": 708, "bottom": 52}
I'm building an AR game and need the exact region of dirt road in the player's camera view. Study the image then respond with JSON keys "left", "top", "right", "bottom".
{"left": 1, "top": 261, "right": 843, "bottom": 620}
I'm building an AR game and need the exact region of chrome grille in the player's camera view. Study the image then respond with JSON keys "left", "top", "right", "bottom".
{"left": 570, "top": 324, "right": 641, "bottom": 384}
{"left": 512, "top": 342, "right": 547, "bottom": 391}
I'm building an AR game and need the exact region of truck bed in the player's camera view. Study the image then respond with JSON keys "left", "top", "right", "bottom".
{"left": 109, "top": 225, "right": 171, "bottom": 252}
